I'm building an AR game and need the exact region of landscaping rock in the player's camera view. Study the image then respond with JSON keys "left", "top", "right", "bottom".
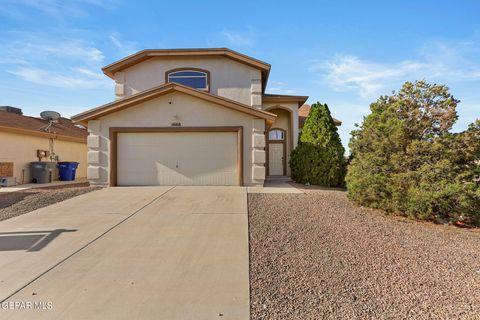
{"left": 248, "top": 189, "right": 480, "bottom": 319}
{"left": 0, "top": 183, "right": 101, "bottom": 221}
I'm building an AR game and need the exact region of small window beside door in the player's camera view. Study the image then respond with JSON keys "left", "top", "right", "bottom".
{"left": 166, "top": 69, "right": 209, "bottom": 91}
{"left": 268, "top": 129, "right": 285, "bottom": 141}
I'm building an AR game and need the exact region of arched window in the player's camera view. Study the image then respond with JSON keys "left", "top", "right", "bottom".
{"left": 268, "top": 129, "right": 285, "bottom": 141}
{"left": 166, "top": 68, "right": 209, "bottom": 91}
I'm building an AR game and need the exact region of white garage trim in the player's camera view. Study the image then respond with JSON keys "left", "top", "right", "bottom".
{"left": 110, "top": 126, "right": 243, "bottom": 186}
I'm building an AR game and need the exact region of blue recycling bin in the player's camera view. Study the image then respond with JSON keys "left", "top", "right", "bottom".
{"left": 58, "top": 162, "right": 79, "bottom": 181}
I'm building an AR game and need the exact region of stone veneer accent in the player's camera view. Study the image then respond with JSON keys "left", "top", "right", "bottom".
{"left": 250, "top": 69, "right": 262, "bottom": 109}
{"left": 86, "top": 120, "right": 101, "bottom": 181}
{"left": 251, "top": 118, "right": 266, "bottom": 185}
{"left": 114, "top": 72, "right": 125, "bottom": 100}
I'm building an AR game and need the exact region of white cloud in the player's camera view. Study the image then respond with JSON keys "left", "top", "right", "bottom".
{"left": 109, "top": 32, "right": 138, "bottom": 57}
{"left": 218, "top": 28, "right": 255, "bottom": 47}
{"left": 8, "top": 67, "right": 110, "bottom": 89}
{"left": 32, "top": 42, "right": 104, "bottom": 62}
{"left": 1, "top": 35, "right": 108, "bottom": 89}
{"left": 310, "top": 39, "right": 480, "bottom": 98}
{"left": 3, "top": 38, "right": 104, "bottom": 63}
{"left": 310, "top": 56, "right": 425, "bottom": 97}
{"left": 265, "top": 80, "right": 298, "bottom": 95}
{"left": 0, "top": 56, "right": 29, "bottom": 65}
{"left": 0, "top": 0, "right": 117, "bottom": 19}
{"left": 61, "top": 43, "right": 104, "bottom": 62}
{"left": 71, "top": 67, "right": 105, "bottom": 79}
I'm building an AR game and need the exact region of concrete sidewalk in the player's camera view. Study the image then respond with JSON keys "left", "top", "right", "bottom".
{"left": 248, "top": 177, "right": 303, "bottom": 194}
{"left": 0, "top": 186, "right": 249, "bottom": 320}
{"left": 0, "top": 178, "right": 88, "bottom": 193}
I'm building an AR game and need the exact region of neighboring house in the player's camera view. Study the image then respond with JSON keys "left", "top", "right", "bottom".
{"left": 72, "top": 48, "right": 337, "bottom": 186}
{"left": 298, "top": 104, "right": 342, "bottom": 129}
{"left": 0, "top": 107, "right": 87, "bottom": 184}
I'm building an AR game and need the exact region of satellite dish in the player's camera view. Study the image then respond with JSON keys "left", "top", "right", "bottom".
{"left": 40, "top": 111, "right": 61, "bottom": 122}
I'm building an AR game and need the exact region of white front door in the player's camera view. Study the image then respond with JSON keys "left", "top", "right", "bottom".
{"left": 268, "top": 143, "right": 284, "bottom": 176}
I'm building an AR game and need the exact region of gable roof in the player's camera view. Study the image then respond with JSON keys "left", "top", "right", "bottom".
{"left": 102, "top": 48, "right": 271, "bottom": 93}
{"left": 71, "top": 82, "right": 277, "bottom": 124}
{"left": 0, "top": 110, "right": 87, "bottom": 143}
{"left": 299, "top": 104, "right": 342, "bottom": 128}
{"left": 262, "top": 94, "right": 309, "bottom": 107}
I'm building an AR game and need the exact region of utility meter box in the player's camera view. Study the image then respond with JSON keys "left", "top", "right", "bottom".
{"left": 0, "top": 177, "right": 16, "bottom": 187}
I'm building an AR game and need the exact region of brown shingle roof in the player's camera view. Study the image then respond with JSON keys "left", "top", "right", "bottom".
{"left": 0, "top": 110, "right": 87, "bottom": 142}
{"left": 299, "top": 104, "right": 342, "bottom": 128}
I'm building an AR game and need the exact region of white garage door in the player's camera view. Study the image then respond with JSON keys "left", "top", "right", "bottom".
{"left": 116, "top": 131, "right": 239, "bottom": 186}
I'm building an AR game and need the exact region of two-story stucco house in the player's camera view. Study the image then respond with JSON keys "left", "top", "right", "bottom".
{"left": 72, "top": 48, "right": 310, "bottom": 187}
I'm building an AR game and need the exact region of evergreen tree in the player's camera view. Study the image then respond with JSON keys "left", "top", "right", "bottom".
{"left": 346, "top": 81, "right": 480, "bottom": 225}
{"left": 290, "top": 102, "right": 346, "bottom": 187}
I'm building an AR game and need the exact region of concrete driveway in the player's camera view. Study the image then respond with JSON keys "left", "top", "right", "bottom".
{"left": 0, "top": 186, "right": 249, "bottom": 320}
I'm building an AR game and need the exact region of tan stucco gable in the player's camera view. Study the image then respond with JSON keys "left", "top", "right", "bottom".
{"left": 71, "top": 82, "right": 277, "bottom": 125}
{"left": 102, "top": 48, "right": 271, "bottom": 92}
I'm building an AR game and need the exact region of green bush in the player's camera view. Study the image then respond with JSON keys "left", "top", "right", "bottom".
{"left": 346, "top": 81, "right": 480, "bottom": 225}
{"left": 290, "top": 102, "right": 346, "bottom": 187}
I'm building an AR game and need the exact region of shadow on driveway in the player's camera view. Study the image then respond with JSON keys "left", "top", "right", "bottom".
{"left": 0, "top": 229, "right": 77, "bottom": 252}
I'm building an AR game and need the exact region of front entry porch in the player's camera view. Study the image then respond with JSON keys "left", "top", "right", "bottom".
{"left": 263, "top": 107, "right": 297, "bottom": 178}
{"left": 247, "top": 175, "right": 303, "bottom": 193}
{"left": 267, "top": 129, "right": 286, "bottom": 176}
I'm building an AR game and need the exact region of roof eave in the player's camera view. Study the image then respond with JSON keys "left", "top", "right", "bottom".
{"left": 0, "top": 125, "right": 87, "bottom": 143}
{"left": 71, "top": 82, "right": 277, "bottom": 124}
{"left": 102, "top": 48, "right": 271, "bottom": 80}
{"left": 261, "top": 70, "right": 270, "bottom": 94}
{"left": 262, "top": 94, "right": 309, "bottom": 107}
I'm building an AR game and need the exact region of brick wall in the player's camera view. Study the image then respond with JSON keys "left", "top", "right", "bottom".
{"left": 0, "top": 162, "right": 14, "bottom": 177}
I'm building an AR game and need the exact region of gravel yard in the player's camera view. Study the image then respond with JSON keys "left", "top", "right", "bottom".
{"left": 0, "top": 183, "right": 100, "bottom": 221}
{"left": 248, "top": 188, "right": 480, "bottom": 319}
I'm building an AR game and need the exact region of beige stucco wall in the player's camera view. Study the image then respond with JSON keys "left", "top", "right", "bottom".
{"left": 262, "top": 102, "right": 299, "bottom": 177}
{"left": 114, "top": 56, "right": 262, "bottom": 108}
{"left": 86, "top": 91, "right": 266, "bottom": 186}
{"left": 0, "top": 131, "right": 87, "bottom": 184}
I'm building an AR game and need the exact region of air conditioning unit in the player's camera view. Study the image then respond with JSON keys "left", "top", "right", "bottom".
{"left": 0, "top": 177, "right": 16, "bottom": 187}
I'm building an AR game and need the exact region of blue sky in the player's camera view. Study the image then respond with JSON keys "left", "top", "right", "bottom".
{"left": 1, "top": 0, "right": 479, "bottom": 150}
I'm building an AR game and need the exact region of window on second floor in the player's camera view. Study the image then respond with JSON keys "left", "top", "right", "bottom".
{"left": 166, "top": 69, "right": 209, "bottom": 91}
